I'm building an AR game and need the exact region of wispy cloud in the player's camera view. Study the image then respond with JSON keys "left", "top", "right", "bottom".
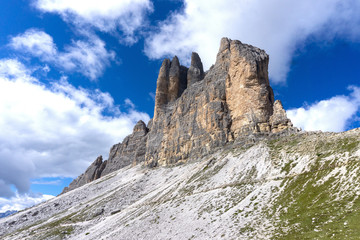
{"left": 34, "top": 0, "right": 153, "bottom": 44}
{"left": 31, "top": 180, "right": 62, "bottom": 185}
{"left": 9, "top": 29, "right": 115, "bottom": 80}
{"left": 0, "top": 58, "right": 150, "bottom": 198}
{"left": 148, "top": 92, "right": 155, "bottom": 101}
{"left": 145, "top": 0, "right": 360, "bottom": 83}
{"left": 287, "top": 86, "right": 360, "bottom": 132}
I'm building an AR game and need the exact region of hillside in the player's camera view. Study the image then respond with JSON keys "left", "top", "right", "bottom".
{"left": 1, "top": 129, "right": 360, "bottom": 239}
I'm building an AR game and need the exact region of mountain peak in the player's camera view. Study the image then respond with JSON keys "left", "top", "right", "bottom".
{"left": 63, "top": 38, "right": 296, "bottom": 192}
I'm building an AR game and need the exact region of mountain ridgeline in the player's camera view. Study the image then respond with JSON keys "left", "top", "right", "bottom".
{"left": 62, "top": 38, "right": 295, "bottom": 193}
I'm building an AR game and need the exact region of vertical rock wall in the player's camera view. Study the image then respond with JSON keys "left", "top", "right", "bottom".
{"left": 221, "top": 38, "right": 275, "bottom": 137}
{"left": 154, "top": 57, "right": 188, "bottom": 120}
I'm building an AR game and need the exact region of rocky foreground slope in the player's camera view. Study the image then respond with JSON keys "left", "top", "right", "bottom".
{"left": 1, "top": 129, "right": 360, "bottom": 239}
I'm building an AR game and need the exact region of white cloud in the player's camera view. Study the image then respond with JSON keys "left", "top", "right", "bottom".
{"left": 10, "top": 29, "right": 56, "bottom": 59}
{"left": 35, "top": 0, "right": 153, "bottom": 43}
{"left": 124, "top": 98, "right": 135, "bottom": 109}
{"left": 0, "top": 193, "right": 54, "bottom": 212}
{"left": 145, "top": 0, "right": 360, "bottom": 83}
{"left": 287, "top": 86, "right": 360, "bottom": 132}
{"left": 9, "top": 29, "right": 115, "bottom": 80}
{"left": 0, "top": 58, "right": 150, "bottom": 198}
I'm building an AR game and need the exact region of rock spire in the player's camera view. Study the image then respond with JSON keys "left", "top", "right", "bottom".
{"left": 187, "top": 52, "right": 204, "bottom": 86}
{"left": 154, "top": 57, "right": 188, "bottom": 120}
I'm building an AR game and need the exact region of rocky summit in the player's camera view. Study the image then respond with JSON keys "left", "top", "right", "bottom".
{"left": 1, "top": 38, "right": 360, "bottom": 240}
{"left": 63, "top": 37, "right": 295, "bottom": 193}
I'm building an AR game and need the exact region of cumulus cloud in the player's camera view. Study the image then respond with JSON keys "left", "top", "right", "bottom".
{"left": 0, "top": 193, "right": 54, "bottom": 212}
{"left": 34, "top": 0, "right": 153, "bottom": 43}
{"left": 145, "top": 0, "right": 360, "bottom": 83}
{"left": 9, "top": 30, "right": 56, "bottom": 59}
{"left": 0, "top": 58, "right": 150, "bottom": 198}
{"left": 287, "top": 86, "right": 360, "bottom": 132}
{"left": 9, "top": 29, "right": 115, "bottom": 80}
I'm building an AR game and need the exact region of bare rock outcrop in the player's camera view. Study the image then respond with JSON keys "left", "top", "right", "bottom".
{"left": 154, "top": 59, "right": 170, "bottom": 120}
{"left": 101, "top": 120, "right": 149, "bottom": 176}
{"left": 61, "top": 156, "right": 106, "bottom": 194}
{"left": 145, "top": 38, "right": 294, "bottom": 166}
{"left": 222, "top": 38, "right": 275, "bottom": 136}
{"left": 63, "top": 38, "right": 295, "bottom": 192}
{"left": 62, "top": 121, "right": 149, "bottom": 194}
{"left": 154, "top": 57, "right": 188, "bottom": 120}
{"left": 187, "top": 52, "right": 204, "bottom": 86}
{"left": 270, "top": 100, "right": 293, "bottom": 132}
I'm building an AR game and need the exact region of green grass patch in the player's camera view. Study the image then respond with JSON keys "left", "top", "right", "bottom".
{"left": 271, "top": 165, "right": 360, "bottom": 239}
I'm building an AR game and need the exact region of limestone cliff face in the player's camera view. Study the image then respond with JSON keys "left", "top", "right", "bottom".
{"left": 62, "top": 156, "right": 106, "bottom": 194}
{"left": 187, "top": 52, "right": 204, "bottom": 86}
{"left": 101, "top": 120, "right": 149, "bottom": 175}
{"left": 63, "top": 38, "right": 295, "bottom": 192}
{"left": 221, "top": 38, "right": 274, "bottom": 136}
{"left": 154, "top": 57, "right": 187, "bottom": 120}
{"left": 146, "top": 38, "right": 293, "bottom": 166}
{"left": 62, "top": 121, "right": 148, "bottom": 193}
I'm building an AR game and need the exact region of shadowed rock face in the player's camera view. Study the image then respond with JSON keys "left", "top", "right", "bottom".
{"left": 63, "top": 38, "right": 295, "bottom": 192}
{"left": 62, "top": 121, "right": 149, "bottom": 193}
{"left": 62, "top": 156, "right": 107, "bottom": 194}
{"left": 101, "top": 120, "right": 149, "bottom": 176}
{"left": 187, "top": 52, "right": 204, "bottom": 86}
{"left": 154, "top": 59, "right": 170, "bottom": 120}
{"left": 154, "top": 57, "right": 188, "bottom": 120}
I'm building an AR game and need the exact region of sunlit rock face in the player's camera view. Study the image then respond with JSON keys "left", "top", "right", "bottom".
{"left": 146, "top": 37, "right": 293, "bottom": 166}
{"left": 64, "top": 38, "right": 294, "bottom": 191}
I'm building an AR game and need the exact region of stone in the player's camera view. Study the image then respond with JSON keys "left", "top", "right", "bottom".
{"left": 145, "top": 38, "right": 292, "bottom": 167}
{"left": 100, "top": 120, "right": 149, "bottom": 176}
{"left": 154, "top": 59, "right": 171, "bottom": 119}
{"left": 154, "top": 58, "right": 188, "bottom": 120}
{"left": 187, "top": 52, "right": 204, "bottom": 86}
{"left": 223, "top": 38, "right": 274, "bottom": 137}
{"left": 145, "top": 59, "right": 231, "bottom": 166}
{"left": 270, "top": 100, "right": 293, "bottom": 133}
{"left": 61, "top": 155, "right": 107, "bottom": 194}
{"left": 168, "top": 56, "right": 181, "bottom": 102}
{"left": 61, "top": 121, "right": 149, "bottom": 193}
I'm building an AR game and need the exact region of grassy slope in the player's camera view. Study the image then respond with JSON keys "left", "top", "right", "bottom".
{"left": 268, "top": 130, "right": 360, "bottom": 239}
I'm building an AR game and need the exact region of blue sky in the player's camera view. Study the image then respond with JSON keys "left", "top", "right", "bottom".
{"left": 0, "top": 0, "right": 360, "bottom": 211}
